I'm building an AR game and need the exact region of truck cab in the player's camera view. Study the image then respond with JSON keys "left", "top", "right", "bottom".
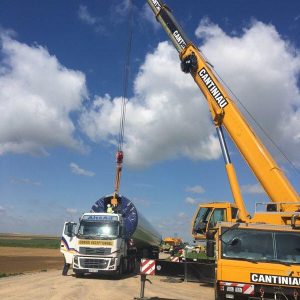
{"left": 60, "top": 213, "right": 136, "bottom": 277}
{"left": 192, "top": 202, "right": 238, "bottom": 240}
{"left": 207, "top": 221, "right": 300, "bottom": 299}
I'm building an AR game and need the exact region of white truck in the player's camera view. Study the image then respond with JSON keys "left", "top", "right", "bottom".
{"left": 60, "top": 195, "right": 161, "bottom": 277}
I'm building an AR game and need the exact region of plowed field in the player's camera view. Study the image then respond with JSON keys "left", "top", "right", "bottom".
{"left": 0, "top": 247, "right": 63, "bottom": 274}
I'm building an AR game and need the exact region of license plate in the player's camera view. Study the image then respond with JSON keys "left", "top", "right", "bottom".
{"left": 88, "top": 269, "right": 98, "bottom": 273}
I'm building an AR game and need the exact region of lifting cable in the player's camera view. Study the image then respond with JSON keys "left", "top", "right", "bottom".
{"left": 112, "top": 0, "right": 134, "bottom": 206}
{"left": 212, "top": 65, "right": 300, "bottom": 177}
{"left": 202, "top": 48, "right": 300, "bottom": 177}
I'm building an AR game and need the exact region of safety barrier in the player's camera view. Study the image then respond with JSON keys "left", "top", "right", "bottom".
{"left": 134, "top": 258, "right": 215, "bottom": 300}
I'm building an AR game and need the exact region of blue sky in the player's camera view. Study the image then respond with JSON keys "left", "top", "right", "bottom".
{"left": 0, "top": 0, "right": 299, "bottom": 242}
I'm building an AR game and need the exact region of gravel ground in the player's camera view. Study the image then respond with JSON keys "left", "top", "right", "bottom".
{"left": 0, "top": 269, "right": 214, "bottom": 300}
{"left": 0, "top": 247, "right": 214, "bottom": 299}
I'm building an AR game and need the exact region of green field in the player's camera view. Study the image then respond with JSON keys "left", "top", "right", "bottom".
{"left": 0, "top": 272, "right": 23, "bottom": 278}
{"left": 0, "top": 234, "right": 60, "bottom": 249}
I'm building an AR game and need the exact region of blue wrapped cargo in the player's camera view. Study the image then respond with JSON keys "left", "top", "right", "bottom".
{"left": 91, "top": 195, "right": 161, "bottom": 250}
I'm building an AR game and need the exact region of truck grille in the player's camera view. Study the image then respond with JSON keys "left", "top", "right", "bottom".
{"left": 79, "top": 247, "right": 111, "bottom": 255}
{"left": 79, "top": 258, "right": 109, "bottom": 269}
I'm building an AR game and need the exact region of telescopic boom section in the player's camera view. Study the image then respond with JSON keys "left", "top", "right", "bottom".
{"left": 147, "top": 0, "right": 299, "bottom": 210}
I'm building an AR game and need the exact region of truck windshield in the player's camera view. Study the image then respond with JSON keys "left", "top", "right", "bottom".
{"left": 77, "top": 221, "right": 119, "bottom": 239}
{"left": 221, "top": 228, "right": 300, "bottom": 264}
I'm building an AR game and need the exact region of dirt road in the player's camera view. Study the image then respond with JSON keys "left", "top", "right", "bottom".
{"left": 0, "top": 247, "right": 214, "bottom": 299}
{"left": 0, "top": 269, "right": 213, "bottom": 300}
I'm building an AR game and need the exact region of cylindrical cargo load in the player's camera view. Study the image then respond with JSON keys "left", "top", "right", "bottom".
{"left": 91, "top": 195, "right": 161, "bottom": 249}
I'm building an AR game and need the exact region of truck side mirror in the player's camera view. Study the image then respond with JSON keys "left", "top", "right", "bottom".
{"left": 206, "top": 240, "right": 215, "bottom": 258}
{"left": 64, "top": 222, "right": 77, "bottom": 237}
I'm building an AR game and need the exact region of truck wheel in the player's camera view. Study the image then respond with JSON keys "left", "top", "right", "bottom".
{"left": 214, "top": 285, "right": 222, "bottom": 300}
{"left": 62, "top": 262, "right": 70, "bottom": 276}
{"left": 128, "top": 257, "right": 136, "bottom": 273}
{"left": 152, "top": 248, "right": 159, "bottom": 259}
{"left": 74, "top": 271, "right": 84, "bottom": 278}
{"left": 142, "top": 249, "right": 149, "bottom": 259}
{"left": 131, "top": 258, "right": 136, "bottom": 273}
{"left": 118, "top": 258, "right": 124, "bottom": 277}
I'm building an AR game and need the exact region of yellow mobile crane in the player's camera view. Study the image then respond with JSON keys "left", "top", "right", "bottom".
{"left": 146, "top": 0, "right": 299, "bottom": 234}
{"left": 147, "top": 1, "right": 300, "bottom": 298}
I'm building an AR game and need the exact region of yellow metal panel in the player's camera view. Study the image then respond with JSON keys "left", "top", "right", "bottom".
{"left": 78, "top": 240, "right": 113, "bottom": 246}
{"left": 180, "top": 44, "right": 299, "bottom": 206}
{"left": 218, "top": 259, "right": 300, "bottom": 287}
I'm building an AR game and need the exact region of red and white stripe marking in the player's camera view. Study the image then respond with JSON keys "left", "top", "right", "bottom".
{"left": 140, "top": 259, "right": 155, "bottom": 275}
{"left": 170, "top": 256, "right": 180, "bottom": 262}
{"left": 220, "top": 281, "right": 254, "bottom": 295}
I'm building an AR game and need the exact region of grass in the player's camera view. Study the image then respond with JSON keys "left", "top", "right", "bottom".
{"left": 0, "top": 235, "right": 60, "bottom": 249}
{"left": 185, "top": 251, "right": 209, "bottom": 260}
{"left": 0, "top": 272, "right": 23, "bottom": 278}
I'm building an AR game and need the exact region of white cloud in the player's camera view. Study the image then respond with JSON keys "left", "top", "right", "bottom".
{"left": 66, "top": 208, "right": 78, "bottom": 214}
{"left": 114, "top": 0, "right": 131, "bottom": 16}
{"left": 10, "top": 177, "right": 42, "bottom": 186}
{"left": 0, "top": 198, "right": 75, "bottom": 235}
{"left": 141, "top": 4, "right": 160, "bottom": 30}
{"left": 0, "top": 32, "right": 88, "bottom": 156}
{"left": 78, "top": 5, "right": 98, "bottom": 25}
{"left": 80, "top": 42, "right": 220, "bottom": 167}
{"left": 195, "top": 18, "right": 300, "bottom": 165}
{"left": 132, "top": 197, "right": 150, "bottom": 207}
{"left": 70, "top": 162, "right": 95, "bottom": 177}
{"left": 186, "top": 185, "right": 205, "bottom": 194}
{"left": 78, "top": 5, "right": 105, "bottom": 33}
{"left": 241, "top": 183, "right": 265, "bottom": 194}
{"left": 178, "top": 212, "right": 187, "bottom": 218}
{"left": 156, "top": 211, "right": 192, "bottom": 241}
{"left": 185, "top": 197, "right": 198, "bottom": 205}
{"left": 0, "top": 205, "right": 5, "bottom": 213}
{"left": 80, "top": 20, "right": 300, "bottom": 168}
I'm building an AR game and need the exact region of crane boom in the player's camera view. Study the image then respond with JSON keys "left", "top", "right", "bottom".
{"left": 147, "top": 0, "right": 299, "bottom": 209}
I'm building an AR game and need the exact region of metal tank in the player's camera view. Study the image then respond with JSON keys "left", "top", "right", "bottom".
{"left": 91, "top": 195, "right": 161, "bottom": 249}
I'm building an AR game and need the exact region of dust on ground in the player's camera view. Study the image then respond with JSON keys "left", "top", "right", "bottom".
{"left": 0, "top": 269, "right": 214, "bottom": 300}
{"left": 0, "top": 247, "right": 214, "bottom": 299}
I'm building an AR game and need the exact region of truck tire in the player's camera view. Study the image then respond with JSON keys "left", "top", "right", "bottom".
{"left": 214, "top": 285, "right": 222, "bottom": 300}
{"left": 141, "top": 249, "right": 149, "bottom": 259}
{"left": 117, "top": 257, "right": 124, "bottom": 277}
{"left": 128, "top": 257, "right": 136, "bottom": 273}
{"left": 62, "top": 261, "right": 70, "bottom": 276}
{"left": 74, "top": 271, "right": 84, "bottom": 278}
{"left": 151, "top": 247, "right": 159, "bottom": 259}
{"left": 131, "top": 258, "right": 136, "bottom": 273}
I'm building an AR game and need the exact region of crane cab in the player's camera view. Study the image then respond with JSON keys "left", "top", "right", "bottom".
{"left": 192, "top": 202, "right": 238, "bottom": 240}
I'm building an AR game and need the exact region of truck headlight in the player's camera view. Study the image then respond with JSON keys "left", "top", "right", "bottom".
{"left": 235, "top": 287, "right": 242, "bottom": 293}
{"left": 226, "top": 287, "right": 234, "bottom": 292}
{"left": 74, "top": 256, "right": 78, "bottom": 264}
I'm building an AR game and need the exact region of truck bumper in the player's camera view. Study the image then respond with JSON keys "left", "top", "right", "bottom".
{"left": 73, "top": 256, "right": 118, "bottom": 273}
{"left": 73, "top": 268, "right": 118, "bottom": 276}
{"left": 217, "top": 281, "right": 300, "bottom": 299}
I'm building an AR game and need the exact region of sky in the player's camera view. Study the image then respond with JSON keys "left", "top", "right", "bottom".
{"left": 0, "top": 0, "right": 300, "bottom": 242}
